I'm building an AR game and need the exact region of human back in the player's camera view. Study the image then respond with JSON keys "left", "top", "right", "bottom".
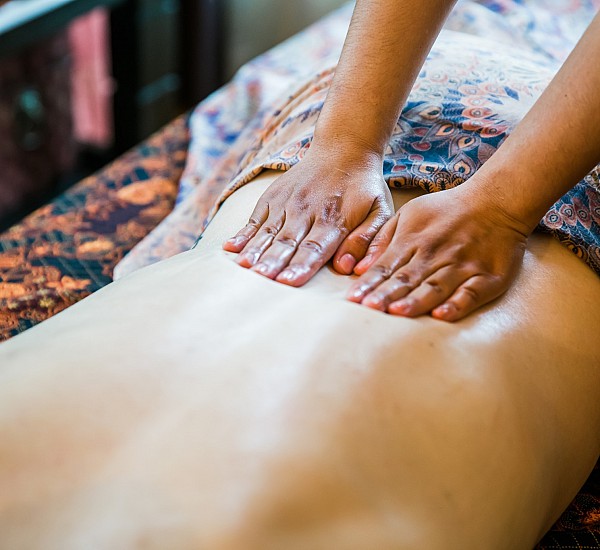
{"left": 0, "top": 172, "right": 598, "bottom": 549}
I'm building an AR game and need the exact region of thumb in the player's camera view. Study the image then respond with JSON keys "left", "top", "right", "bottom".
{"left": 332, "top": 206, "right": 391, "bottom": 275}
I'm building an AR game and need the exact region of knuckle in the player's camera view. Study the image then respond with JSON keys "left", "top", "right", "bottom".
{"left": 461, "top": 285, "right": 480, "bottom": 303}
{"left": 372, "top": 263, "right": 393, "bottom": 279}
{"left": 315, "top": 223, "right": 343, "bottom": 240}
{"left": 276, "top": 235, "right": 298, "bottom": 248}
{"left": 317, "top": 194, "right": 347, "bottom": 225}
{"left": 486, "top": 272, "right": 506, "bottom": 288}
{"left": 424, "top": 280, "right": 444, "bottom": 294}
{"left": 350, "top": 231, "right": 374, "bottom": 248}
{"left": 247, "top": 217, "right": 263, "bottom": 228}
{"left": 419, "top": 246, "right": 436, "bottom": 262}
{"left": 369, "top": 237, "right": 387, "bottom": 251}
{"left": 392, "top": 272, "right": 411, "bottom": 285}
{"left": 295, "top": 187, "right": 311, "bottom": 202}
{"left": 300, "top": 239, "right": 325, "bottom": 254}
{"left": 262, "top": 225, "right": 280, "bottom": 236}
{"left": 296, "top": 201, "right": 310, "bottom": 213}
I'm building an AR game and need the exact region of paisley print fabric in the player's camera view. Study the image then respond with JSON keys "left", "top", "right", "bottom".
{"left": 115, "top": 0, "right": 600, "bottom": 279}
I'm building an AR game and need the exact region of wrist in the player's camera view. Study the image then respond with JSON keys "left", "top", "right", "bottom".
{"left": 309, "top": 131, "right": 386, "bottom": 171}
{"left": 459, "top": 169, "right": 541, "bottom": 237}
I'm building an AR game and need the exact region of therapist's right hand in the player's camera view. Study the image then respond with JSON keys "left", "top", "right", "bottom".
{"left": 223, "top": 147, "right": 394, "bottom": 287}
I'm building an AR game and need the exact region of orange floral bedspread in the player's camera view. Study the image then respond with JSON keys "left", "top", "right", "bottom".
{"left": 0, "top": 115, "right": 189, "bottom": 342}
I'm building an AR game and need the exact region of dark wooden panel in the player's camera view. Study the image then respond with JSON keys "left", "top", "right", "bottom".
{"left": 180, "top": 0, "right": 225, "bottom": 108}
{"left": 137, "top": 0, "right": 179, "bottom": 88}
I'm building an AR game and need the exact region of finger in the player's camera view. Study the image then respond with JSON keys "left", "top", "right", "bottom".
{"left": 431, "top": 274, "right": 505, "bottom": 322}
{"left": 359, "top": 253, "right": 439, "bottom": 311}
{"left": 235, "top": 213, "right": 285, "bottom": 268}
{"left": 346, "top": 246, "right": 412, "bottom": 304}
{"left": 223, "top": 201, "right": 269, "bottom": 252}
{"left": 352, "top": 215, "right": 398, "bottom": 276}
{"left": 251, "top": 218, "right": 312, "bottom": 279}
{"left": 275, "top": 224, "right": 345, "bottom": 287}
{"left": 387, "top": 265, "right": 470, "bottom": 317}
{"left": 332, "top": 208, "right": 390, "bottom": 275}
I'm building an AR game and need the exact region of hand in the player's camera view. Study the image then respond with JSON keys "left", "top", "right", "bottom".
{"left": 346, "top": 184, "right": 530, "bottom": 322}
{"left": 223, "top": 150, "right": 393, "bottom": 286}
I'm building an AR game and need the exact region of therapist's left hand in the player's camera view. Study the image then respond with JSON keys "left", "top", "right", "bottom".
{"left": 346, "top": 184, "right": 530, "bottom": 322}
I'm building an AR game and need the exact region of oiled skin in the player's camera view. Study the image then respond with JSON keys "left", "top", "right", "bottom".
{"left": 0, "top": 172, "right": 599, "bottom": 549}
{"left": 226, "top": 5, "right": 600, "bottom": 323}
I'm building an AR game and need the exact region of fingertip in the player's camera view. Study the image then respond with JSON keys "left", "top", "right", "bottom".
{"left": 334, "top": 253, "right": 357, "bottom": 275}
{"left": 222, "top": 241, "right": 238, "bottom": 252}
{"left": 236, "top": 255, "right": 255, "bottom": 268}
{"left": 346, "top": 284, "right": 366, "bottom": 303}
{"left": 353, "top": 255, "right": 373, "bottom": 275}
{"left": 251, "top": 263, "right": 272, "bottom": 277}
{"left": 276, "top": 268, "right": 307, "bottom": 287}
{"left": 362, "top": 294, "right": 386, "bottom": 312}
{"left": 346, "top": 291, "right": 361, "bottom": 303}
{"left": 431, "top": 302, "right": 459, "bottom": 322}
{"left": 223, "top": 235, "right": 247, "bottom": 252}
{"left": 388, "top": 299, "right": 415, "bottom": 317}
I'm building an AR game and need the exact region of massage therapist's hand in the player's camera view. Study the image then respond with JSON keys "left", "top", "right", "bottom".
{"left": 347, "top": 183, "right": 530, "bottom": 322}
{"left": 223, "top": 148, "right": 393, "bottom": 286}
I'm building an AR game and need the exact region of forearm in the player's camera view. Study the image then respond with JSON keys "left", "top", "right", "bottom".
{"left": 472, "top": 11, "right": 600, "bottom": 232}
{"left": 313, "top": 0, "right": 457, "bottom": 161}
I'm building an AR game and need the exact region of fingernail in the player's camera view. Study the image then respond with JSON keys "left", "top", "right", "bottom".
{"left": 391, "top": 299, "right": 413, "bottom": 315}
{"left": 347, "top": 285, "right": 369, "bottom": 301}
{"left": 277, "top": 270, "right": 295, "bottom": 281}
{"left": 253, "top": 263, "right": 269, "bottom": 275}
{"left": 363, "top": 293, "right": 382, "bottom": 306}
{"left": 354, "top": 255, "right": 372, "bottom": 274}
{"left": 239, "top": 251, "right": 261, "bottom": 267}
{"left": 433, "top": 303, "right": 457, "bottom": 320}
{"left": 227, "top": 236, "right": 246, "bottom": 247}
{"left": 338, "top": 253, "right": 356, "bottom": 274}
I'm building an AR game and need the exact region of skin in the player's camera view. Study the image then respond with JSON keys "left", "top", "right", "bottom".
{"left": 0, "top": 173, "right": 599, "bottom": 549}
{"left": 224, "top": 0, "right": 456, "bottom": 284}
{"left": 224, "top": 0, "right": 600, "bottom": 322}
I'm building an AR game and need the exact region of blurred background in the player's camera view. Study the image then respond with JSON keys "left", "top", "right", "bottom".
{"left": 0, "top": 0, "right": 345, "bottom": 229}
{"left": 225, "top": 0, "right": 344, "bottom": 77}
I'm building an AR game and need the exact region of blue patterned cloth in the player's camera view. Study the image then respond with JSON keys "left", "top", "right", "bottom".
{"left": 115, "top": 0, "right": 600, "bottom": 278}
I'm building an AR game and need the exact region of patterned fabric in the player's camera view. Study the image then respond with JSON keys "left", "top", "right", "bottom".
{"left": 0, "top": 115, "right": 189, "bottom": 342}
{"left": 538, "top": 461, "right": 600, "bottom": 549}
{"left": 115, "top": 0, "right": 600, "bottom": 280}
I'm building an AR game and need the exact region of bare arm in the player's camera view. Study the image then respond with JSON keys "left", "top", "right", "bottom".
{"left": 224, "top": 0, "right": 457, "bottom": 285}
{"left": 313, "top": 0, "right": 458, "bottom": 158}
{"left": 472, "top": 12, "right": 600, "bottom": 232}
{"left": 349, "top": 11, "right": 600, "bottom": 321}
